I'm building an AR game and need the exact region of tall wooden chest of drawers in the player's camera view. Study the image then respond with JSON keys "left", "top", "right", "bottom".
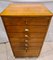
{"left": 0, "top": 3, "right": 52, "bottom": 57}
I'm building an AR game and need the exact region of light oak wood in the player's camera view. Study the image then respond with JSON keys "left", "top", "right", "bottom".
{"left": 5, "top": 26, "right": 48, "bottom": 33}
{"left": 1, "top": 3, "right": 52, "bottom": 57}
{"left": 8, "top": 32, "right": 45, "bottom": 38}
{"left": 2, "top": 17, "right": 25, "bottom": 26}
{"left": 12, "top": 46, "right": 41, "bottom": 50}
{"left": 9, "top": 37, "right": 44, "bottom": 43}
{"left": 11, "top": 42, "right": 42, "bottom": 47}
{"left": 13, "top": 49, "right": 40, "bottom": 57}
{"left": 1, "top": 4, "right": 52, "bottom": 16}
{"left": 2, "top": 16, "right": 50, "bottom": 26}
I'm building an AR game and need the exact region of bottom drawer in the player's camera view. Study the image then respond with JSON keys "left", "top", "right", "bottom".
{"left": 12, "top": 47, "right": 41, "bottom": 57}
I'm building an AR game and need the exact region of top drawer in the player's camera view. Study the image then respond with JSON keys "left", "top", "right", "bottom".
{"left": 2, "top": 16, "right": 50, "bottom": 26}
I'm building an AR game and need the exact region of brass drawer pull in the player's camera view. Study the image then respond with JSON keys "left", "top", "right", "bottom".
{"left": 25, "top": 47, "right": 28, "bottom": 52}
{"left": 25, "top": 28, "right": 29, "bottom": 32}
{"left": 25, "top": 43, "right": 28, "bottom": 52}
{"left": 26, "top": 21, "right": 27, "bottom": 24}
{"left": 26, "top": 19, "right": 27, "bottom": 25}
{"left": 25, "top": 35, "right": 28, "bottom": 37}
{"left": 25, "top": 40, "right": 28, "bottom": 42}
{"left": 25, "top": 44, "right": 28, "bottom": 47}
{"left": 25, "top": 48, "right": 28, "bottom": 50}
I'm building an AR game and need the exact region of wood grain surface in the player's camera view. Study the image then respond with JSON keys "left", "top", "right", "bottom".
{"left": 1, "top": 4, "right": 52, "bottom": 57}
{"left": 1, "top": 4, "right": 52, "bottom": 16}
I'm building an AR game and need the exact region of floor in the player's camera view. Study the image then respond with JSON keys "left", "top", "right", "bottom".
{"left": 0, "top": 42, "right": 53, "bottom": 60}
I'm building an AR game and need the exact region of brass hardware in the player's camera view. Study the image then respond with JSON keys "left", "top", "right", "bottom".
{"left": 25, "top": 35, "right": 28, "bottom": 37}
{"left": 25, "top": 28, "right": 29, "bottom": 31}
{"left": 25, "top": 47, "right": 28, "bottom": 52}
{"left": 26, "top": 19, "right": 27, "bottom": 24}
{"left": 25, "top": 40, "right": 28, "bottom": 42}
{"left": 25, "top": 44, "right": 28, "bottom": 47}
{"left": 25, "top": 43, "right": 28, "bottom": 52}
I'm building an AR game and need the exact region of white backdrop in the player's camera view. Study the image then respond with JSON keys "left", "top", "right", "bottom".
{"left": 1, "top": 0, "right": 53, "bottom": 2}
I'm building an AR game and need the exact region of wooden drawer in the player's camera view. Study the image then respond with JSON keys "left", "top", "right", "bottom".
{"left": 13, "top": 49, "right": 40, "bottom": 57}
{"left": 12, "top": 46, "right": 41, "bottom": 50}
{"left": 8, "top": 32, "right": 45, "bottom": 38}
{"left": 2, "top": 17, "right": 25, "bottom": 26}
{"left": 12, "top": 47, "right": 40, "bottom": 57}
{"left": 2, "top": 16, "right": 50, "bottom": 26}
{"left": 9, "top": 37, "right": 44, "bottom": 43}
{"left": 6, "top": 26, "right": 48, "bottom": 33}
{"left": 11, "top": 42, "right": 42, "bottom": 47}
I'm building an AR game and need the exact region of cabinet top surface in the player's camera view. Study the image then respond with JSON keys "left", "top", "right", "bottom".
{"left": 0, "top": 3, "right": 52, "bottom": 16}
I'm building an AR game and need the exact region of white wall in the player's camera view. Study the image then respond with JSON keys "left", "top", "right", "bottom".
{"left": 43, "top": 2, "right": 53, "bottom": 42}
{"left": 0, "top": 1, "right": 53, "bottom": 43}
{"left": 7, "top": 0, "right": 53, "bottom": 2}
{"left": 0, "top": 1, "right": 10, "bottom": 43}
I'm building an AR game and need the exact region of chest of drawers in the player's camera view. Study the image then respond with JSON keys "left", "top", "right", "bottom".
{"left": 0, "top": 3, "right": 52, "bottom": 57}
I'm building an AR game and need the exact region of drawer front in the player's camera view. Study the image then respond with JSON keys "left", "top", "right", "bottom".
{"left": 9, "top": 37, "right": 44, "bottom": 43}
{"left": 13, "top": 50, "right": 40, "bottom": 57}
{"left": 12, "top": 46, "right": 41, "bottom": 50}
{"left": 2, "top": 16, "right": 50, "bottom": 26}
{"left": 8, "top": 32, "right": 45, "bottom": 38}
{"left": 13, "top": 47, "right": 40, "bottom": 57}
{"left": 6, "top": 26, "right": 48, "bottom": 33}
{"left": 11, "top": 42, "right": 42, "bottom": 47}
